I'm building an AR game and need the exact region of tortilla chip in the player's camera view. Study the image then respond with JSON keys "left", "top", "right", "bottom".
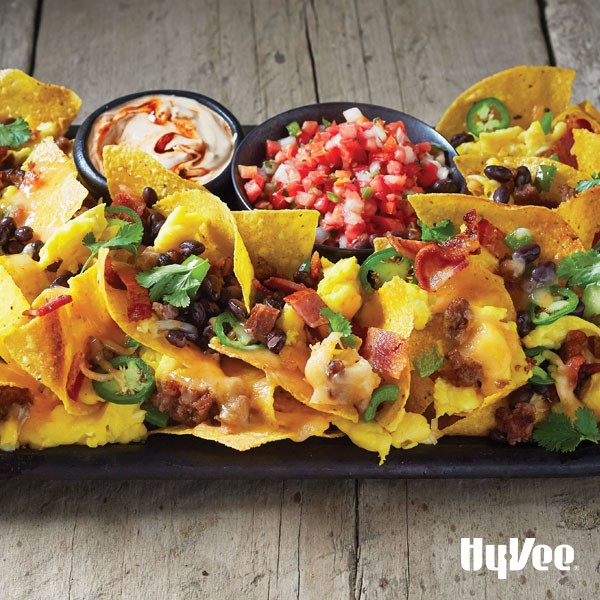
{"left": 409, "top": 193, "right": 584, "bottom": 262}
{"left": 572, "top": 128, "right": 600, "bottom": 177}
{"left": 103, "top": 144, "right": 210, "bottom": 204}
{"left": 0, "top": 255, "right": 51, "bottom": 304}
{"left": 233, "top": 210, "right": 320, "bottom": 279}
{"left": 1, "top": 138, "right": 88, "bottom": 242}
{"left": 0, "top": 69, "right": 81, "bottom": 136}
{"left": 153, "top": 189, "right": 255, "bottom": 310}
{"left": 455, "top": 154, "right": 580, "bottom": 206}
{"left": 0, "top": 264, "right": 31, "bottom": 361}
{"left": 437, "top": 66, "right": 575, "bottom": 139}
{"left": 556, "top": 188, "right": 600, "bottom": 249}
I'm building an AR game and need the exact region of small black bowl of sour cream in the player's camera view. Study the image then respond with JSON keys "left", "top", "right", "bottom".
{"left": 74, "top": 90, "right": 244, "bottom": 200}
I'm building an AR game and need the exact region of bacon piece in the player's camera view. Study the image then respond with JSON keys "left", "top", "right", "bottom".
{"left": 478, "top": 219, "right": 509, "bottom": 258}
{"left": 263, "top": 277, "right": 306, "bottom": 294}
{"left": 414, "top": 245, "right": 469, "bottom": 292}
{"left": 112, "top": 190, "right": 145, "bottom": 216}
{"left": 244, "top": 303, "right": 280, "bottom": 342}
{"left": 560, "top": 330, "right": 588, "bottom": 362}
{"left": 23, "top": 294, "right": 72, "bottom": 317}
{"left": 565, "top": 355, "right": 586, "bottom": 388}
{"left": 113, "top": 263, "right": 153, "bottom": 321}
{"left": 104, "top": 256, "right": 126, "bottom": 289}
{"left": 310, "top": 251, "right": 324, "bottom": 283}
{"left": 67, "top": 352, "right": 86, "bottom": 401}
{"left": 361, "top": 327, "right": 409, "bottom": 380}
{"left": 386, "top": 234, "right": 433, "bottom": 260}
{"left": 284, "top": 288, "right": 328, "bottom": 328}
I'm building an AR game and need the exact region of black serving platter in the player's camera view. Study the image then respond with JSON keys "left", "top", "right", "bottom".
{"left": 2, "top": 125, "right": 595, "bottom": 480}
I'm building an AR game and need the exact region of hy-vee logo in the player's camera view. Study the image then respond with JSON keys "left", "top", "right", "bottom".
{"left": 460, "top": 537, "right": 575, "bottom": 580}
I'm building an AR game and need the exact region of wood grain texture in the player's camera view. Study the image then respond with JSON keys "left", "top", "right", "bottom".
{"left": 308, "top": 0, "right": 549, "bottom": 125}
{"left": 546, "top": 0, "right": 600, "bottom": 106}
{"left": 0, "top": 0, "right": 38, "bottom": 72}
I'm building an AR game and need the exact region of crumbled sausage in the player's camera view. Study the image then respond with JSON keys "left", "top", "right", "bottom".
{"left": 495, "top": 402, "right": 536, "bottom": 445}
{"left": 443, "top": 298, "right": 472, "bottom": 343}
{"left": 445, "top": 349, "right": 483, "bottom": 387}
{"left": 151, "top": 380, "right": 218, "bottom": 426}
{"left": 0, "top": 386, "right": 32, "bottom": 421}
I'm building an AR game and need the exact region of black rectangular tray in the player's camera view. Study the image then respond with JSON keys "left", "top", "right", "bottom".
{"left": 1, "top": 435, "right": 599, "bottom": 479}
{"left": 2, "top": 124, "right": 597, "bottom": 480}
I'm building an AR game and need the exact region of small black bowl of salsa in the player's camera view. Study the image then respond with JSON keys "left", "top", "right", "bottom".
{"left": 231, "top": 102, "right": 463, "bottom": 262}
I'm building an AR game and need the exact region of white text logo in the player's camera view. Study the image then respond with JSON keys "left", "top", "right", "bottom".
{"left": 460, "top": 537, "right": 574, "bottom": 579}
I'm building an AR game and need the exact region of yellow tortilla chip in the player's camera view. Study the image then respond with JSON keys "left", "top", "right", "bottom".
{"left": 556, "top": 188, "right": 600, "bottom": 250}
{"left": 1, "top": 138, "right": 88, "bottom": 241}
{"left": 103, "top": 144, "right": 210, "bottom": 204}
{"left": 572, "top": 128, "right": 600, "bottom": 177}
{"left": 409, "top": 193, "right": 584, "bottom": 262}
{"left": 0, "top": 254, "right": 51, "bottom": 303}
{"left": 0, "top": 264, "right": 31, "bottom": 361}
{"left": 233, "top": 209, "right": 320, "bottom": 279}
{"left": 0, "top": 69, "right": 81, "bottom": 136}
{"left": 455, "top": 154, "right": 580, "bottom": 206}
{"left": 437, "top": 66, "right": 575, "bottom": 139}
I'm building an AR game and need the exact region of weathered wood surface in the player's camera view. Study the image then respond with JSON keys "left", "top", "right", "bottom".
{"left": 1, "top": 0, "right": 600, "bottom": 599}
{"left": 546, "top": 0, "right": 600, "bottom": 106}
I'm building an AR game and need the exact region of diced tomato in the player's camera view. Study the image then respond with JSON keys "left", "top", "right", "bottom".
{"left": 244, "top": 178, "right": 264, "bottom": 203}
{"left": 417, "top": 161, "right": 439, "bottom": 187}
{"left": 266, "top": 140, "right": 281, "bottom": 158}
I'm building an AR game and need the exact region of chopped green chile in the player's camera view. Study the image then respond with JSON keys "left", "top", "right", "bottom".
{"left": 363, "top": 385, "right": 399, "bottom": 422}
{"left": 504, "top": 227, "right": 534, "bottom": 250}
{"left": 534, "top": 164, "right": 558, "bottom": 192}
{"left": 466, "top": 97, "right": 511, "bottom": 136}
{"left": 540, "top": 111, "right": 553, "bottom": 135}
{"left": 529, "top": 285, "right": 579, "bottom": 325}
{"left": 144, "top": 405, "right": 170, "bottom": 427}
{"left": 359, "top": 247, "right": 412, "bottom": 290}
{"left": 413, "top": 346, "right": 444, "bottom": 378}
{"left": 361, "top": 186, "right": 373, "bottom": 200}
{"left": 92, "top": 356, "right": 156, "bottom": 404}
{"left": 326, "top": 191, "right": 342, "bottom": 203}
{"left": 214, "top": 311, "right": 262, "bottom": 351}
{"left": 286, "top": 121, "right": 301, "bottom": 137}
{"left": 530, "top": 365, "right": 554, "bottom": 385}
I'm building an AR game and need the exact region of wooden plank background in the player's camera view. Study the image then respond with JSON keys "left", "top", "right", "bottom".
{"left": 1, "top": 0, "right": 600, "bottom": 598}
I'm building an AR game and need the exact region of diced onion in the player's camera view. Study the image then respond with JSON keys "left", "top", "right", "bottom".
{"left": 343, "top": 107, "right": 364, "bottom": 122}
{"left": 156, "top": 320, "right": 199, "bottom": 334}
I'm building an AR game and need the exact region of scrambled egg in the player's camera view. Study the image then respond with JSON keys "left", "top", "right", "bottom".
{"left": 390, "top": 410, "right": 432, "bottom": 449}
{"left": 523, "top": 316, "right": 600, "bottom": 350}
{"left": 331, "top": 416, "right": 391, "bottom": 464}
{"left": 434, "top": 378, "right": 482, "bottom": 417}
{"left": 317, "top": 257, "right": 362, "bottom": 320}
{"left": 277, "top": 304, "right": 306, "bottom": 346}
{"left": 582, "top": 373, "right": 600, "bottom": 418}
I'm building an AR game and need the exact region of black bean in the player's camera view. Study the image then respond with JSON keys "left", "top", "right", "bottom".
{"left": 0, "top": 216, "right": 16, "bottom": 237}
{"left": 228, "top": 298, "right": 248, "bottom": 320}
{"left": 202, "top": 300, "right": 221, "bottom": 317}
{"left": 179, "top": 239, "right": 205, "bottom": 257}
{"left": 189, "top": 302, "right": 208, "bottom": 328}
{"left": 514, "top": 166, "right": 532, "bottom": 187}
{"left": 0, "top": 225, "right": 9, "bottom": 247}
{"left": 571, "top": 300, "right": 586, "bottom": 317}
{"left": 531, "top": 261, "right": 556, "bottom": 284}
{"left": 265, "top": 295, "right": 284, "bottom": 311}
{"left": 512, "top": 243, "right": 541, "bottom": 264}
{"left": 183, "top": 330, "right": 200, "bottom": 344}
{"left": 352, "top": 237, "right": 373, "bottom": 250}
{"left": 293, "top": 271, "right": 314, "bottom": 287}
{"left": 14, "top": 226, "right": 33, "bottom": 243}
{"left": 516, "top": 310, "right": 534, "bottom": 337}
{"left": 200, "top": 274, "right": 222, "bottom": 302}
{"left": 23, "top": 240, "right": 43, "bottom": 261}
{"left": 50, "top": 273, "right": 73, "bottom": 288}
{"left": 148, "top": 212, "right": 166, "bottom": 241}
{"left": 431, "top": 178, "right": 460, "bottom": 193}
{"left": 483, "top": 165, "right": 513, "bottom": 183}
{"left": 202, "top": 324, "right": 214, "bottom": 339}
{"left": 507, "top": 384, "right": 534, "bottom": 408}
{"left": 142, "top": 186, "right": 159, "bottom": 208}
{"left": 266, "top": 328, "right": 286, "bottom": 354}
{"left": 531, "top": 382, "right": 550, "bottom": 395}
{"left": 449, "top": 133, "right": 474, "bottom": 148}
{"left": 326, "top": 359, "right": 345, "bottom": 378}
{"left": 6, "top": 240, "right": 23, "bottom": 254}
{"left": 492, "top": 186, "right": 510, "bottom": 204}
{"left": 156, "top": 253, "right": 175, "bottom": 267}
{"left": 166, "top": 329, "right": 187, "bottom": 348}
{"left": 221, "top": 284, "right": 243, "bottom": 301}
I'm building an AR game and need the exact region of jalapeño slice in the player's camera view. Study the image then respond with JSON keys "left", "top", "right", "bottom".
{"left": 214, "top": 311, "right": 263, "bottom": 351}
{"left": 359, "top": 248, "right": 411, "bottom": 290}
{"left": 93, "top": 356, "right": 155, "bottom": 404}
{"left": 363, "top": 385, "right": 399, "bottom": 422}
{"left": 529, "top": 285, "right": 579, "bottom": 326}
{"left": 466, "top": 98, "right": 511, "bottom": 136}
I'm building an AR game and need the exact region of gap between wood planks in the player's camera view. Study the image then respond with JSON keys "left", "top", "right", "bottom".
{"left": 27, "top": 0, "right": 44, "bottom": 74}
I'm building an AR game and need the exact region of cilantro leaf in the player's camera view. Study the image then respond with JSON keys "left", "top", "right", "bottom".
{"left": 418, "top": 219, "right": 455, "bottom": 243}
{"left": 136, "top": 256, "right": 210, "bottom": 308}
{"left": 320, "top": 307, "right": 357, "bottom": 348}
{"left": 413, "top": 345, "right": 444, "bottom": 377}
{"left": 0, "top": 117, "right": 32, "bottom": 148}
{"left": 556, "top": 249, "right": 600, "bottom": 290}
{"left": 575, "top": 172, "right": 600, "bottom": 194}
{"left": 81, "top": 206, "right": 144, "bottom": 272}
{"left": 533, "top": 407, "right": 599, "bottom": 453}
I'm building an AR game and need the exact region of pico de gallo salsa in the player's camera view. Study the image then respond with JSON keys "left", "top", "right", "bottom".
{"left": 238, "top": 108, "right": 455, "bottom": 249}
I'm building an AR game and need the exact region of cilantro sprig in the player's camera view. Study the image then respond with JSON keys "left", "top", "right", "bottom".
{"left": 81, "top": 206, "right": 144, "bottom": 272}
{"left": 136, "top": 255, "right": 210, "bottom": 308}
{"left": 0, "top": 117, "right": 32, "bottom": 148}
{"left": 557, "top": 249, "right": 600, "bottom": 290}
{"left": 533, "top": 407, "right": 599, "bottom": 453}
{"left": 418, "top": 219, "right": 455, "bottom": 243}
{"left": 320, "top": 307, "right": 357, "bottom": 348}
{"left": 575, "top": 172, "right": 600, "bottom": 194}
